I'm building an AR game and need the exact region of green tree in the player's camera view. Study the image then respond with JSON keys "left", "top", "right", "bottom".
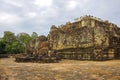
{"left": 31, "top": 32, "right": 38, "bottom": 39}
{"left": 3, "top": 31, "right": 16, "bottom": 43}
{"left": 1, "top": 31, "right": 32, "bottom": 54}
{"left": 17, "top": 33, "right": 32, "bottom": 53}
{"left": 3, "top": 31, "right": 17, "bottom": 54}
{"left": 0, "top": 38, "right": 6, "bottom": 54}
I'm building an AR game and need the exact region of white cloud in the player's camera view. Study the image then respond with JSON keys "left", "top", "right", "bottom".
{"left": 30, "top": 7, "right": 58, "bottom": 25}
{"left": 3, "top": 0, "right": 23, "bottom": 7}
{"left": 66, "top": 0, "right": 78, "bottom": 10}
{"left": 40, "top": 8, "right": 58, "bottom": 18}
{"left": 65, "top": 0, "right": 90, "bottom": 11}
{"left": 0, "top": 12, "right": 22, "bottom": 26}
{"left": 83, "top": 0, "right": 89, "bottom": 3}
{"left": 27, "top": 12, "right": 37, "bottom": 18}
{"left": 34, "top": 0, "right": 53, "bottom": 7}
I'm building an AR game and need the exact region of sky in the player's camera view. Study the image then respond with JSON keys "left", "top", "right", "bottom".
{"left": 0, "top": 0, "right": 120, "bottom": 37}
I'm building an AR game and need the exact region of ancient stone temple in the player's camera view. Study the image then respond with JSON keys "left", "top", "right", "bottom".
{"left": 48, "top": 15, "right": 120, "bottom": 60}
{"left": 16, "top": 15, "right": 120, "bottom": 62}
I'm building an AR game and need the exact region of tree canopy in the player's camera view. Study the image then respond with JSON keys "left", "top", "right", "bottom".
{"left": 0, "top": 31, "right": 38, "bottom": 54}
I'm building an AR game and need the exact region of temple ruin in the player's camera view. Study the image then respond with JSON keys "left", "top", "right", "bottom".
{"left": 16, "top": 15, "right": 120, "bottom": 62}
{"left": 48, "top": 15, "right": 120, "bottom": 60}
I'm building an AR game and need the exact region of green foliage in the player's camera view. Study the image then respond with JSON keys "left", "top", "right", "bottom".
{"left": 0, "top": 39, "right": 6, "bottom": 54}
{"left": 0, "top": 31, "right": 37, "bottom": 54}
{"left": 17, "top": 33, "right": 32, "bottom": 53}
{"left": 31, "top": 32, "right": 38, "bottom": 39}
{"left": 17, "top": 33, "right": 31, "bottom": 45}
{"left": 3, "top": 31, "right": 16, "bottom": 43}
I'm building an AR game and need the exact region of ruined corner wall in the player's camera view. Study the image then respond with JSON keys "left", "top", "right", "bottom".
{"left": 26, "top": 36, "right": 48, "bottom": 56}
{"left": 49, "top": 26, "right": 94, "bottom": 51}
{"left": 48, "top": 19, "right": 111, "bottom": 51}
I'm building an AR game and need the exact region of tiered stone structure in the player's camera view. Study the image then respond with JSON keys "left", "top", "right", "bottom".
{"left": 16, "top": 15, "right": 120, "bottom": 62}
{"left": 49, "top": 15, "right": 120, "bottom": 60}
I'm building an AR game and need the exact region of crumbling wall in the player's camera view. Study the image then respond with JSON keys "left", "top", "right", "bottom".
{"left": 94, "top": 26, "right": 109, "bottom": 48}
{"left": 48, "top": 17, "right": 120, "bottom": 60}
{"left": 49, "top": 20, "right": 111, "bottom": 51}
{"left": 25, "top": 15, "right": 120, "bottom": 60}
{"left": 26, "top": 35, "right": 48, "bottom": 56}
{"left": 49, "top": 25, "right": 94, "bottom": 51}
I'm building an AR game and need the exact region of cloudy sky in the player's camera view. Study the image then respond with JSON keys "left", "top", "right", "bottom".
{"left": 0, "top": 0, "right": 120, "bottom": 37}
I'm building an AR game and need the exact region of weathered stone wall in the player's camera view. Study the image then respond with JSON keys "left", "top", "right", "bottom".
{"left": 94, "top": 25, "right": 109, "bottom": 48}
{"left": 25, "top": 15, "right": 120, "bottom": 60}
{"left": 49, "top": 19, "right": 111, "bottom": 51}
{"left": 48, "top": 16, "right": 120, "bottom": 59}
{"left": 26, "top": 35, "right": 48, "bottom": 56}
{"left": 49, "top": 26, "right": 94, "bottom": 50}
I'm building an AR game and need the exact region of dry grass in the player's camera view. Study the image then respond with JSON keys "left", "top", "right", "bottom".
{"left": 0, "top": 58, "right": 120, "bottom": 80}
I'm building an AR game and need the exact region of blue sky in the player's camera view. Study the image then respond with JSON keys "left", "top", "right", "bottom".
{"left": 0, "top": 0, "right": 120, "bottom": 37}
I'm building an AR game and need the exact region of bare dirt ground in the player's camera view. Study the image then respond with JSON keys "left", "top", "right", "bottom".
{"left": 0, "top": 58, "right": 120, "bottom": 80}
